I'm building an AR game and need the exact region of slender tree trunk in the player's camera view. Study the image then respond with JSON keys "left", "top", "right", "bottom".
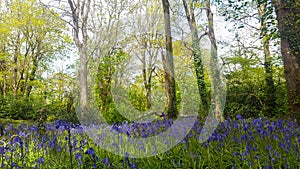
{"left": 0, "top": 44, "right": 6, "bottom": 97}
{"left": 97, "top": 61, "right": 113, "bottom": 114}
{"left": 68, "top": 0, "right": 91, "bottom": 110}
{"left": 3, "top": 74, "right": 6, "bottom": 97}
{"left": 182, "top": 0, "right": 208, "bottom": 115}
{"left": 79, "top": 46, "right": 88, "bottom": 108}
{"left": 257, "top": 2, "right": 276, "bottom": 115}
{"left": 0, "top": 59, "right": 6, "bottom": 97}
{"left": 13, "top": 33, "right": 20, "bottom": 97}
{"left": 26, "top": 57, "right": 38, "bottom": 97}
{"left": 142, "top": 57, "right": 152, "bottom": 110}
{"left": 162, "top": 0, "right": 178, "bottom": 119}
{"left": 142, "top": 49, "right": 155, "bottom": 110}
{"left": 273, "top": 0, "right": 300, "bottom": 121}
{"left": 206, "top": 0, "right": 223, "bottom": 120}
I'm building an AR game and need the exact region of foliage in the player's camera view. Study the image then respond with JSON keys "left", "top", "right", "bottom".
{"left": 0, "top": 95, "right": 35, "bottom": 120}
{"left": 224, "top": 60, "right": 288, "bottom": 119}
{"left": 95, "top": 49, "right": 129, "bottom": 124}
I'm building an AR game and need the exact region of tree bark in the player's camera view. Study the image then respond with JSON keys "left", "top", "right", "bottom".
{"left": 273, "top": 0, "right": 300, "bottom": 120}
{"left": 182, "top": 0, "right": 208, "bottom": 115}
{"left": 142, "top": 55, "right": 153, "bottom": 110}
{"left": 67, "top": 0, "right": 91, "bottom": 109}
{"left": 206, "top": 0, "right": 223, "bottom": 120}
{"left": 257, "top": 1, "right": 276, "bottom": 115}
{"left": 162, "top": 0, "right": 178, "bottom": 119}
{"left": 0, "top": 59, "right": 6, "bottom": 97}
{"left": 12, "top": 33, "right": 20, "bottom": 97}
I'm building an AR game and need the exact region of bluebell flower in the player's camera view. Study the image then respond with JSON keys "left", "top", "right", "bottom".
{"left": 85, "top": 147, "right": 98, "bottom": 161}
{"left": 162, "top": 113, "right": 167, "bottom": 120}
{"left": 13, "top": 136, "right": 22, "bottom": 144}
{"left": 56, "top": 120, "right": 69, "bottom": 130}
{"left": 271, "top": 158, "right": 275, "bottom": 162}
{"left": 267, "top": 125, "right": 275, "bottom": 133}
{"left": 75, "top": 153, "right": 82, "bottom": 160}
{"left": 252, "top": 118, "right": 262, "bottom": 127}
{"left": 48, "top": 137, "right": 57, "bottom": 149}
{"left": 57, "top": 145, "right": 62, "bottom": 152}
{"left": 36, "top": 156, "right": 45, "bottom": 165}
{"left": 274, "top": 150, "right": 280, "bottom": 158}
{"left": 241, "top": 134, "right": 247, "bottom": 140}
{"left": 30, "top": 126, "right": 38, "bottom": 132}
{"left": 246, "top": 145, "right": 252, "bottom": 152}
{"left": 12, "top": 162, "right": 21, "bottom": 169}
{"left": 249, "top": 160, "right": 253, "bottom": 166}
{"left": 130, "top": 163, "right": 137, "bottom": 169}
{"left": 243, "top": 123, "right": 249, "bottom": 131}
{"left": 18, "top": 131, "right": 25, "bottom": 137}
{"left": 101, "top": 157, "right": 109, "bottom": 167}
{"left": 236, "top": 114, "right": 243, "bottom": 120}
{"left": 279, "top": 142, "right": 285, "bottom": 149}
{"left": 124, "top": 152, "right": 136, "bottom": 169}
{"left": 0, "top": 147, "right": 5, "bottom": 154}
{"left": 85, "top": 148, "right": 95, "bottom": 156}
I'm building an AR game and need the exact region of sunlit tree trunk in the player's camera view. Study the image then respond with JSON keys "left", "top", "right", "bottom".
{"left": 273, "top": 0, "right": 300, "bottom": 120}
{"left": 162, "top": 0, "right": 178, "bottom": 118}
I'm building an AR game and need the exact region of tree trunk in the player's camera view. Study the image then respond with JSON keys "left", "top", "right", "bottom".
{"left": 273, "top": 0, "right": 300, "bottom": 120}
{"left": 26, "top": 57, "right": 38, "bottom": 98}
{"left": 79, "top": 46, "right": 88, "bottom": 108}
{"left": 12, "top": 33, "right": 20, "bottom": 97}
{"left": 68, "top": 0, "right": 91, "bottom": 110}
{"left": 257, "top": 2, "right": 276, "bottom": 115}
{"left": 206, "top": 0, "right": 223, "bottom": 120}
{"left": 142, "top": 49, "right": 155, "bottom": 110}
{"left": 162, "top": 0, "right": 178, "bottom": 119}
{"left": 142, "top": 59, "right": 152, "bottom": 110}
{"left": 0, "top": 59, "right": 6, "bottom": 97}
{"left": 182, "top": 0, "right": 208, "bottom": 115}
{"left": 3, "top": 74, "right": 6, "bottom": 97}
{"left": 97, "top": 60, "right": 113, "bottom": 114}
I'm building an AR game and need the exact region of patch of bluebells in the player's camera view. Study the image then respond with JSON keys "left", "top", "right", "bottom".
{"left": 0, "top": 115, "right": 299, "bottom": 168}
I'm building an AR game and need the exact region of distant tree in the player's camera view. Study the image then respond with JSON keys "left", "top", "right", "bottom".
{"left": 0, "top": 0, "right": 68, "bottom": 98}
{"left": 130, "top": 0, "right": 163, "bottom": 110}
